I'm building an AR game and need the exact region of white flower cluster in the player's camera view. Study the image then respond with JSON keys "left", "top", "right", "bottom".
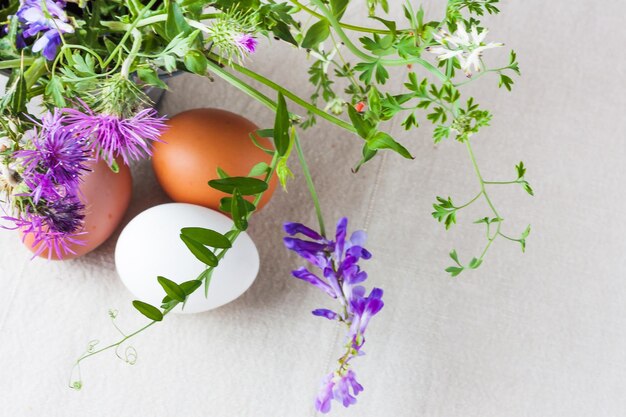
{"left": 427, "top": 23, "right": 503, "bottom": 77}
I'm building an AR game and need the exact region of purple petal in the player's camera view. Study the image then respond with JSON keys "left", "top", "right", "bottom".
{"left": 312, "top": 309, "right": 338, "bottom": 320}
{"left": 283, "top": 222, "right": 324, "bottom": 240}
{"left": 291, "top": 267, "right": 336, "bottom": 298}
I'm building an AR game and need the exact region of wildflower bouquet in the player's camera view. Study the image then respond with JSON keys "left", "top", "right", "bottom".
{"left": 0, "top": 0, "right": 532, "bottom": 413}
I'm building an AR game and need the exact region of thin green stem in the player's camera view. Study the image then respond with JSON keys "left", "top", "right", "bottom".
{"left": 102, "top": 0, "right": 157, "bottom": 68}
{"left": 465, "top": 139, "right": 503, "bottom": 260}
{"left": 294, "top": 130, "right": 326, "bottom": 237}
{"left": 121, "top": 29, "right": 143, "bottom": 78}
{"left": 221, "top": 57, "right": 356, "bottom": 133}
{"left": 289, "top": 0, "right": 403, "bottom": 34}
{"left": 498, "top": 232, "right": 521, "bottom": 243}
{"left": 456, "top": 191, "right": 481, "bottom": 210}
{"left": 484, "top": 180, "right": 522, "bottom": 185}
{"left": 0, "top": 57, "right": 35, "bottom": 69}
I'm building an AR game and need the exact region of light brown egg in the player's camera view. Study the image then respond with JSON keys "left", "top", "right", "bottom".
{"left": 22, "top": 158, "right": 133, "bottom": 260}
{"left": 152, "top": 108, "right": 277, "bottom": 212}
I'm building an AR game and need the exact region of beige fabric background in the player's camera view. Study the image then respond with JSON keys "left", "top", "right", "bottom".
{"left": 1, "top": 1, "right": 625, "bottom": 416}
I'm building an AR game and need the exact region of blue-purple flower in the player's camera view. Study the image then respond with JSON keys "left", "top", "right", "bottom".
{"left": 63, "top": 106, "right": 166, "bottom": 165}
{"left": 283, "top": 217, "right": 383, "bottom": 413}
{"left": 16, "top": 0, "right": 74, "bottom": 60}
{"left": 16, "top": 110, "right": 91, "bottom": 203}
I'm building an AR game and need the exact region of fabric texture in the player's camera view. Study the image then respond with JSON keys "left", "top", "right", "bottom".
{"left": 2, "top": 1, "right": 626, "bottom": 415}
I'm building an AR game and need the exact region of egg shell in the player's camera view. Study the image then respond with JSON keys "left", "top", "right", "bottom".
{"left": 115, "top": 203, "right": 259, "bottom": 313}
{"left": 152, "top": 108, "right": 277, "bottom": 212}
{"left": 22, "top": 159, "right": 133, "bottom": 260}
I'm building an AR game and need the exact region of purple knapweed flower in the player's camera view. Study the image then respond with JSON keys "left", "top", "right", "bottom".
{"left": 16, "top": 110, "right": 91, "bottom": 203}
{"left": 234, "top": 33, "right": 257, "bottom": 56}
{"left": 283, "top": 217, "right": 383, "bottom": 413}
{"left": 3, "top": 196, "right": 85, "bottom": 259}
{"left": 63, "top": 106, "right": 166, "bottom": 165}
{"left": 16, "top": 0, "right": 74, "bottom": 60}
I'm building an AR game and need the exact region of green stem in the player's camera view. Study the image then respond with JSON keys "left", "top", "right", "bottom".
{"left": 121, "top": 29, "right": 143, "bottom": 78}
{"left": 0, "top": 57, "right": 35, "bottom": 69}
{"left": 205, "top": 59, "right": 278, "bottom": 111}
{"left": 456, "top": 191, "right": 481, "bottom": 210}
{"left": 465, "top": 140, "right": 502, "bottom": 259}
{"left": 101, "top": 0, "right": 157, "bottom": 68}
{"left": 294, "top": 130, "right": 326, "bottom": 237}
{"left": 484, "top": 180, "right": 522, "bottom": 185}
{"left": 24, "top": 57, "right": 47, "bottom": 89}
{"left": 289, "top": 0, "right": 402, "bottom": 34}
{"left": 215, "top": 56, "right": 356, "bottom": 133}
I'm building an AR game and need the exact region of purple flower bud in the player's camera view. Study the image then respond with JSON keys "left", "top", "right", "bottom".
{"left": 312, "top": 309, "right": 337, "bottom": 320}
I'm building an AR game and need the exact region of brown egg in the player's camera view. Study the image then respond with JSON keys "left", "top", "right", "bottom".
{"left": 22, "top": 158, "right": 133, "bottom": 260}
{"left": 152, "top": 108, "right": 277, "bottom": 211}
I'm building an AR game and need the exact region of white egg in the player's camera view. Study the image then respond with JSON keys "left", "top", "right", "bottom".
{"left": 115, "top": 203, "right": 259, "bottom": 314}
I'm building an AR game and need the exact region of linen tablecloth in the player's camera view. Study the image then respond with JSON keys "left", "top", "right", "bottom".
{"left": 2, "top": 1, "right": 626, "bottom": 415}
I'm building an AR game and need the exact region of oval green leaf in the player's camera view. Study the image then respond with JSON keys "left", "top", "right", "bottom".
{"left": 301, "top": 20, "right": 330, "bottom": 49}
{"left": 180, "top": 227, "right": 232, "bottom": 248}
{"left": 179, "top": 280, "right": 202, "bottom": 296}
{"left": 157, "top": 276, "right": 186, "bottom": 302}
{"left": 132, "top": 300, "right": 163, "bottom": 321}
{"left": 208, "top": 177, "right": 268, "bottom": 195}
{"left": 180, "top": 234, "right": 219, "bottom": 266}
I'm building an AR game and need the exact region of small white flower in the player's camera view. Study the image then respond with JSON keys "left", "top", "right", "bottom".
{"left": 427, "top": 23, "right": 503, "bottom": 77}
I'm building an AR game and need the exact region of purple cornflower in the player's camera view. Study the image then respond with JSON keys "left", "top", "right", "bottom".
{"left": 16, "top": 110, "right": 91, "bottom": 203}
{"left": 3, "top": 196, "right": 85, "bottom": 259}
{"left": 63, "top": 106, "right": 166, "bottom": 165}
{"left": 16, "top": 0, "right": 74, "bottom": 60}
{"left": 283, "top": 217, "right": 383, "bottom": 413}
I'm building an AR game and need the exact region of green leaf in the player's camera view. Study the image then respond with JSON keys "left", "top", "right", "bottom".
{"left": 219, "top": 197, "right": 256, "bottom": 214}
{"left": 157, "top": 276, "right": 186, "bottom": 302}
{"left": 231, "top": 188, "right": 249, "bottom": 231}
{"left": 367, "top": 132, "right": 413, "bottom": 159}
{"left": 347, "top": 105, "right": 372, "bottom": 139}
{"left": 132, "top": 300, "right": 163, "bottom": 321}
{"left": 180, "top": 227, "right": 232, "bottom": 248}
{"left": 276, "top": 157, "right": 294, "bottom": 191}
{"left": 499, "top": 74, "right": 514, "bottom": 91}
{"left": 301, "top": 20, "right": 330, "bottom": 49}
{"left": 45, "top": 76, "right": 66, "bottom": 108}
{"left": 449, "top": 249, "right": 461, "bottom": 266}
{"left": 184, "top": 50, "right": 208, "bottom": 75}
{"left": 272, "top": 21, "right": 297, "bottom": 46}
{"left": 216, "top": 167, "right": 229, "bottom": 179}
{"left": 137, "top": 67, "right": 168, "bottom": 89}
{"left": 445, "top": 266, "right": 464, "bottom": 277}
{"left": 248, "top": 162, "right": 270, "bottom": 177}
{"left": 208, "top": 177, "right": 268, "bottom": 195}
{"left": 179, "top": 279, "right": 202, "bottom": 296}
{"left": 330, "top": 0, "right": 349, "bottom": 18}
{"left": 468, "top": 258, "right": 483, "bottom": 269}
{"left": 521, "top": 181, "right": 534, "bottom": 196}
{"left": 432, "top": 196, "right": 457, "bottom": 230}
{"left": 515, "top": 161, "right": 526, "bottom": 179}
{"left": 273, "top": 93, "right": 290, "bottom": 156}
{"left": 369, "top": 16, "right": 396, "bottom": 36}
{"left": 520, "top": 225, "right": 531, "bottom": 252}
{"left": 166, "top": 1, "right": 192, "bottom": 40}
{"left": 180, "top": 234, "right": 219, "bottom": 266}
{"left": 10, "top": 73, "right": 27, "bottom": 114}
